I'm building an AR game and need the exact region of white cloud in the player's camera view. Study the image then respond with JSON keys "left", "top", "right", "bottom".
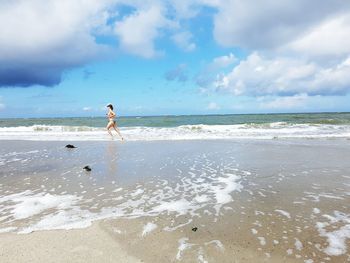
{"left": 213, "top": 53, "right": 350, "bottom": 97}
{"left": 172, "top": 31, "right": 196, "bottom": 52}
{"left": 0, "top": 0, "right": 110, "bottom": 61}
{"left": 0, "top": 0, "right": 113, "bottom": 86}
{"left": 259, "top": 94, "right": 308, "bottom": 110}
{"left": 211, "top": 53, "right": 236, "bottom": 69}
{"left": 83, "top": 107, "right": 92, "bottom": 111}
{"left": 168, "top": 0, "right": 200, "bottom": 19}
{"left": 196, "top": 53, "right": 237, "bottom": 88}
{"left": 212, "top": 0, "right": 350, "bottom": 50}
{"left": 189, "top": 1, "right": 350, "bottom": 101}
{"left": 207, "top": 102, "right": 220, "bottom": 110}
{"left": 286, "top": 14, "right": 350, "bottom": 58}
{"left": 114, "top": 5, "right": 173, "bottom": 58}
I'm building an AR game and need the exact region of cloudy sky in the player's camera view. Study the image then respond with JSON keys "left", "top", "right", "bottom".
{"left": 1, "top": 0, "right": 350, "bottom": 117}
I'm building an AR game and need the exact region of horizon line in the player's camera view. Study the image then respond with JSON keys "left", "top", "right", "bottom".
{"left": 0, "top": 111, "right": 349, "bottom": 120}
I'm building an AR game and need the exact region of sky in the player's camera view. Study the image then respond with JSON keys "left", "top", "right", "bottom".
{"left": 1, "top": 0, "right": 350, "bottom": 118}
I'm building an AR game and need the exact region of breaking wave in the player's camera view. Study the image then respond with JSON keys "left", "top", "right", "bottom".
{"left": 0, "top": 122, "right": 350, "bottom": 141}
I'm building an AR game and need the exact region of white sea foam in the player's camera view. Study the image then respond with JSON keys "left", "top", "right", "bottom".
{"left": 313, "top": 208, "right": 321, "bottom": 214}
{"left": 176, "top": 238, "right": 193, "bottom": 260}
{"left": 0, "top": 164, "right": 243, "bottom": 233}
{"left": 316, "top": 211, "right": 350, "bottom": 256}
{"left": 0, "top": 191, "right": 81, "bottom": 220}
{"left": 0, "top": 227, "right": 17, "bottom": 233}
{"left": 197, "top": 251, "right": 208, "bottom": 263}
{"left": 251, "top": 228, "right": 258, "bottom": 235}
{"left": 142, "top": 222, "right": 157, "bottom": 237}
{"left": 294, "top": 238, "right": 303, "bottom": 251}
{"left": 275, "top": 209, "right": 291, "bottom": 219}
{"left": 204, "top": 240, "right": 225, "bottom": 252}
{"left": 286, "top": 249, "right": 293, "bottom": 255}
{"left": 257, "top": 237, "right": 266, "bottom": 246}
{"left": 113, "top": 227, "right": 123, "bottom": 234}
{"left": 164, "top": 219, "right": 193, "bottom": 232}
{"left": 20, "top": 209, "right": 95, "bottom": 234}
{"left": 130, "top": 189, "right": 144, "bottom": 197}
{"left": 152, "top": 199, "right": 197, "bottom": 216}
{"left": 0, "top": 123, "right": 349, "bottom": 141}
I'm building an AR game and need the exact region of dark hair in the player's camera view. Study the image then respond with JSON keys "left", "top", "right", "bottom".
{"left": 107, "top": 104, "right": 113, "bottom": 110}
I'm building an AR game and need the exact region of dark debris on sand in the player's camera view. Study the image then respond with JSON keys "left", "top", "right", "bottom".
{"left": 83, "top": 166, "right": 92, "bottom": 172}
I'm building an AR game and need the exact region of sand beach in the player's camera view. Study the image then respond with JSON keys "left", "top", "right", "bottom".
{"left": 0, "top": 139, "right": 349, "bottom": 262}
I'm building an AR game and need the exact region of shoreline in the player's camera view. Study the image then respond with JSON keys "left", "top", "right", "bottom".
{"left": 1, "top": 137, "right": 350, "bottom": 142}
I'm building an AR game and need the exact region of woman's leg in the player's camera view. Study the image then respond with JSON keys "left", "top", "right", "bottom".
{"left": 113, "top": 123, "right": 124, "bottom": 140}
{"left": 106, "top": 122, "right": 114, "bottom": 137}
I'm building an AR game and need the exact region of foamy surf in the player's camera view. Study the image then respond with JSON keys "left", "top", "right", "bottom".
{"left": 0, "top": 169, "right": 243, "bottom": 234}
{"left": 0, "top": 123, "right": 350, "bottom": 141}
{"left": 0, "top": 145, "right": 245, "bottom": 234}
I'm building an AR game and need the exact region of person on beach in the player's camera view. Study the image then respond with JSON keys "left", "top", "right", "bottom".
{"left": 106, "top": 103, "right": 124, "bottom": 140}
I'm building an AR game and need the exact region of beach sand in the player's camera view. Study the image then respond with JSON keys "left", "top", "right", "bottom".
{"left": 0, "top": 222, "right": 141, "bottom": 263}
{"left": 0, "top": 139, "right": 349, "bottom": 262}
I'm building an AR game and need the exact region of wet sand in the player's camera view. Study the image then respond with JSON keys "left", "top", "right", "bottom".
{"left": 0, "top": 139, "right": 350, "bottom": 262}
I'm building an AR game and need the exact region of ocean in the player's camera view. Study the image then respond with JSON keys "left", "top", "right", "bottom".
{"left": 1, "top": 112, "right": 350, "bottom": 141}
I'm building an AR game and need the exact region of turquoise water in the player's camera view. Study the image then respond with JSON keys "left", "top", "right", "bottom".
{"left": 1, "top": 112, "right": 350, "bottom": 128}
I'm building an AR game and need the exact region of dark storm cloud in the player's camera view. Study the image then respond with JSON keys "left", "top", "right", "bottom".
{"left": 0, "top": 66, "right": 63, "bottom": 87}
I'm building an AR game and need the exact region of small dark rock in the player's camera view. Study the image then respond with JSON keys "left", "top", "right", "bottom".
{"left": 192, "top": 227, "right": 198, "bottom": 232}
{"left": 83, "top": 166, "right": 92, "bottom": 172}
{"left": 65, "top": 144, "right": 76, "bottom": 148}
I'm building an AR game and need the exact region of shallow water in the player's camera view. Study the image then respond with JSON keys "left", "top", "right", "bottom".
{"left": 0, "top": 140, "right": 350, "bottom": 262}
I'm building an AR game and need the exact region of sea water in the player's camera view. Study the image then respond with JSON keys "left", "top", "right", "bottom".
{"left": 1, "top": 112, "right": 350, "bottom": 140}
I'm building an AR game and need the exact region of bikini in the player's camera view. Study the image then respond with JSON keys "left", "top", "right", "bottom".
{"left": 108, "top": 112, "right": 116, "bottom": 125}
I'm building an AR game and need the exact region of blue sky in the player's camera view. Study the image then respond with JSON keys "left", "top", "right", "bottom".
{"left": 1, "top": 0, "right": 350, "bottom": 118}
